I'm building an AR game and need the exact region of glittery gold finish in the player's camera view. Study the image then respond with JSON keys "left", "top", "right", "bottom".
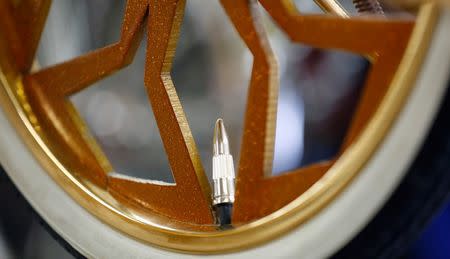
{"left": 0, "top": 0, "right": 50, "bottom": 73}
{"left": 23, "top": 0, "right": 213, "bottom": 224}
{"left": 0, "top": 0, "right": 439, "bottom": 253}
{"left": 224, "top": 0, "right": 413, "bottom": 223}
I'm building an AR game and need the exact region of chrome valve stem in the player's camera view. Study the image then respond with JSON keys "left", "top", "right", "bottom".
{"left": 212, "top": 118, "right": 236, "bottom": 206}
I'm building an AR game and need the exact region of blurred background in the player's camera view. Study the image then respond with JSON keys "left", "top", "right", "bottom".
{"left": 0, "top": 0, "right": 448, "bottom": 258}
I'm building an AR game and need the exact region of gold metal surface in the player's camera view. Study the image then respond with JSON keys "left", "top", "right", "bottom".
{"left": 23, "top": 0, "right": 214, "bottom": 224}
{"left": 0, "top": 0, "right": 50, "bottom": 73}
{"left": 0, "top": 0, "right": 439, "bottom": 253}
{"left": 227, "top": 0, "right": 413, "bottom": 222}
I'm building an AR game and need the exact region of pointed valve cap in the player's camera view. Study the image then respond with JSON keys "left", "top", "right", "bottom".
{"left": 212, "top": 118, "right": 236, "bottom": 205}
{"left": 213, "top": 118, "right": 231, "bottom": 156}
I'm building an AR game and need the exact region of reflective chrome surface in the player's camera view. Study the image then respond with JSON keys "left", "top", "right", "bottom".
{"left": 212, "top": 119, "right": 235, "bottom": 205}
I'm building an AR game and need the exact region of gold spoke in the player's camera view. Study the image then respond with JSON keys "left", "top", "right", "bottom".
{"left": 22, "top": 0, "right": 213, "bottom": 223}
{"left": 220, "top": 0, "right": 278, "bottom": 180}
{"left": 13, "top": 0, "right": 51, "bottom": 72}
{"left": 4, "top": 0, "right": 415, "bottom": 225}
{"left": 26, "top": 0, "right": 147, "bottom": 96}
{"left": 0, "top": 0, "right": 438, "bottom": 249}
{"left": 0, "top": 0, "right": 50, "bottom": 73}
{"left": 23, "top": 0, "right": 148, "bottom": 187}
{"left": 110, "top": 0, "right": 213, "bottom": 224}
{"left": 223, "top": 0, "right": 415, "bottom": 222}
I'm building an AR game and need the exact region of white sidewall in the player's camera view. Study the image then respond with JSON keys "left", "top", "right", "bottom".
{"left": 0, "top": 9, "right": 449, "bottom": 259}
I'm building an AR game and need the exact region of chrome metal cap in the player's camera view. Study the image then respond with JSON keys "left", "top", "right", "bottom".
{"left": 213, "top": 118, "right": 230, "bottom": 156}
{"left": 212, "top": 118, "right": 235, "bottom": 205}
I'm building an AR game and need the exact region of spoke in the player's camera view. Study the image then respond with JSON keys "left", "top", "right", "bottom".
{"left": 8, "top": 0, "right": 414, "bottom": 224}
{"left": 14, "top": 0, "right": 51, "bottom": 72}
{"left": 22, "top": 0, "right": 213, "bottom": 223}
{"left": 0, "top": 0, "right": 50, "bottom": 73}
{"left": 223, "top": 0, "right": 414, "bottom": 222}
{"left": 221, "top": 0, "right": 278, "bottom": 180}
{"left": 23, "top": 0, "right": 148, "bottom": 187}
{"left": 0, "top": 1, "right": 25, "bottom": 72}
{"left": 221, "top": 0, "right": 332, "bottom": 223}
{"left": 257, "top": 1, "right": 413, "bottom": 150}
{"left": 340, "top": 46, "right": 410, "bottom": 150}
{"left": 110, "top": 0, "right": 213, "bottom": 224}
{"left": 26, "top": 0, "right": 147, "bottom": 96}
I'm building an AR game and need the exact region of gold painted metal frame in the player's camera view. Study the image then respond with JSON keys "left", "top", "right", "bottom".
{"left": 0, "top": 0, "right": 439, "bottom": 254}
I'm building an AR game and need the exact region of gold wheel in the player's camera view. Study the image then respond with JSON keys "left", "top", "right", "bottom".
{"left": 0, "top": 0, "right": 448, "bottom": 255}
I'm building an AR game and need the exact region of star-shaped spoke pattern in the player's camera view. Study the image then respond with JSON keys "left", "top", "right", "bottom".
{"left": 22, "top": 0, "right": 213, "bottom": 224}
{"left": 225, "top": 0, "right": 413, "bottom": 222}
{"left": 0, "top": 0, "right": 413, "bottom": 224}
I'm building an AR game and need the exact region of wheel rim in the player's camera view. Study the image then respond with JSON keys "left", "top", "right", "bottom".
{"left": 0, "top": 0, "right": 441, "bottom": 253}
